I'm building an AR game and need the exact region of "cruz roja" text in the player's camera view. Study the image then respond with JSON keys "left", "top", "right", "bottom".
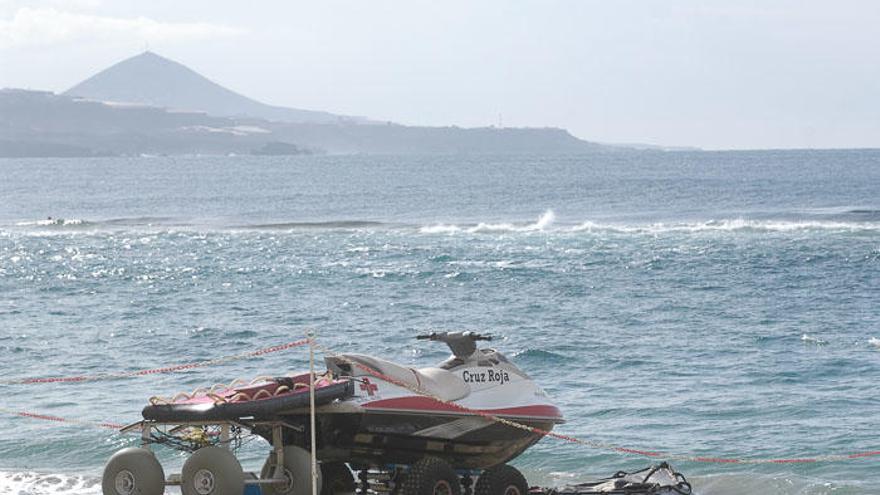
{"left": 461, "top": 368, "right": 510, "bottom": 385}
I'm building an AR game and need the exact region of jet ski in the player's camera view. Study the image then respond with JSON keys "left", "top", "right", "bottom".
{"left": 104, "top": 332, "right": 563, "bottom": 495}
{"left": 315, "top": 332, "right": 564, "bottom": 469}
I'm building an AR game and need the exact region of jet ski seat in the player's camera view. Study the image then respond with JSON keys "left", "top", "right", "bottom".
{"left": 335, "top": 353, "right": 470, "bottom": 402}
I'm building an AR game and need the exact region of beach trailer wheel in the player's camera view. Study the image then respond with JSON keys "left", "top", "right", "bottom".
{"left": 102, "top": 447, "right": 165, "bottom": 495}
{"left": 320, "top": 463, "right": 355, "bottom": 495}
{"left": 400, "top": 457, "right": 461, "bottom": 495}
{"left": 474, "top": 464, "right": 528, "bottom": 495}
{"left": 260, "top": 446, "right": 323, "bottom": 495}
{"left": 181, "top": 446, "right": 244, "bottom": 495}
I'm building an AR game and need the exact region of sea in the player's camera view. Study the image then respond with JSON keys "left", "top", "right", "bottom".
{"left": 0, "top": 150, "right": 878, "bottom": 495}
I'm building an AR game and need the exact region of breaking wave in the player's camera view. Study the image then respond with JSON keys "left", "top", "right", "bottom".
{"left": 15, "top": 218, "right": 88, "bottom": 227}
{"left": 569, "top": 218, "right": 880, "bottom": 234}
{"left": 420, "top": 215, "right": 880, "bottom": 235}
{"left": 6, "top": 212, "right": 879, "bottom": 236}
{"left": 420, "top": 210, "right": 556, "bottom": 234}
{"left": 801, "top": 334, "right": 828, "bottom": 345}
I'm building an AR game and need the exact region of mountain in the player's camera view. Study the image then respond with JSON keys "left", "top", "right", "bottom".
{"left": 1, "top": 52, "right": 615, "bottom": 157}
{"left": 65, "top": 51, "right": 362, "bottom": 124}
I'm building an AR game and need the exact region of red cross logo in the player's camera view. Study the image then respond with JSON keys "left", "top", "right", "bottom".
{"left": 359, "top": 378, "right": 378, "bottom": 396}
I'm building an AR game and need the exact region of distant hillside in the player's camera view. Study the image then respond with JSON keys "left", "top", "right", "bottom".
{"left": 65, "top": 52, "right": 363, "bottom": 124}
{"left": 0, "top": 89, "right": 607, "bottom": 157}
{"left": 0, "top": 89, "right": 261, "bottom": 156}
{"left": 0, "top": 51, "right": 622, "bottom": 157}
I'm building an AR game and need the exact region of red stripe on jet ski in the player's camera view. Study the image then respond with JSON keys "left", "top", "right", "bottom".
{"left": 362, "top": 396, "right": 563, "bottom": 419}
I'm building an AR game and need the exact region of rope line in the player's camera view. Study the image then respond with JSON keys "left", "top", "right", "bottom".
{"left": 0, "top": 407, "right": 123, "bottom": 430}
{"left": 0, "top": 338, "right": 311, "bottom": 385}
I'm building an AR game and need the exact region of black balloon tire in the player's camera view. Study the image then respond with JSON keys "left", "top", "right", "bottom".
{"left": 320, "top": 463, "right": 356, "bottom": 495}
{"left": 181, "top": 446, "right": 244, "bottom": 495}
{"left": 474, "top": 464, "right": 528, "bottom": 495}
{"left": 400, "top": 457, "right": 462, "bottom": 495}
{"left": 102, "top": 447, "right": 165, "bottom": 495}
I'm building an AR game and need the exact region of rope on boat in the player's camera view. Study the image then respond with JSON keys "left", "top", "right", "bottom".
{"left": 0, "top": 338, "right": 311, "bottom": 385}
{"left": 315, "top": 342, "right": 880, "bottom": 465}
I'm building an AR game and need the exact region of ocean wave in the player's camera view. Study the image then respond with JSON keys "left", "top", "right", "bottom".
{"left": 15, "top": 218, "right": 88, "bottom": 227}
{"left": 101, "top": 216, "right": 178, "bottom": 226}
{"left": 512, "top": 348, "right": 567, "bottom": 362}
{"left": 5, "top": 217, "right": 388, "bottom": 233}
{"left": 845, "top": 208, "right": 880, "bottom": 215}
{"left": 10, "top": 216, "right": 181, "bottom": 230}
{"left": 801, "top": 333, "right": 828, "bottom": 345}
{"left": 420, "top": 210, "right": 556, "bottom": 234}
{"left": 0, "top": 471, "right": 100, "bottom": 495}
{"left": 419, "top": 224, "right": 462, "bottom": 234}
{"left": 7, "top": 213, "right": 879, "bottom": 236}
{"left": 238, "top": 220, "right": 388, "bottom": 230}
{"left": 690, "top": 472, "right": 867, "bottom": 495}
{"left": 799, "top": 205, "right": 880, "bottom": 215}
{"left": 419, "top": 216, "right": 880, "bottom": 235}
{"left": 569, "top": 218, "right": 880, "bottom": 234}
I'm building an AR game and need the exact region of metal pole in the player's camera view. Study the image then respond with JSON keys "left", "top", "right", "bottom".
{"left": 220, "top": 423, "right": 230, "bottom": 449}
{"left": 272, "top": 424, "right": 284, "bottom": 480}
{"left": 141, "top": 422, "right": 151, "bottom": 451}
{"left": 309, "top": 331, "right": 318, "bottom": 495}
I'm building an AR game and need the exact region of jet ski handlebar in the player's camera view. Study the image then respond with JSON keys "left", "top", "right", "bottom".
{"left": 415, "top": 331, "right": 493, "bottom": 358}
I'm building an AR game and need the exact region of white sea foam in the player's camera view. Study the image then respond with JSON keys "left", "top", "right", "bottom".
{"left": 801, "top": 333, "right": 828, "bottom": 345}
{"left": 467, "top": 210, "right": 556, "bottom": 233}
{"left": 570, "top": 218, "right": 880, "bottom": 234}
{"left": 420, "top": 210, "right": 555, "bottom": 234}
{"left": 0, "top": 471, "right": 100, "bottom": 495}
{"left": 419, "top": 224, "right": 462, "bottom": 234}
{"left": 420, "top": 213, "right": 880, "bottom": 236}
{"left": 15, "top": 218, "right": 85, "bottom": 227}
{"left": 869, "top": 337, "right": 880, "bottom": 348}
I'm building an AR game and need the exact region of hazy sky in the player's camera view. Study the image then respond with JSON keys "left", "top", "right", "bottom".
{"left": 1, "top": 0, "right": 878, "bottom": 149}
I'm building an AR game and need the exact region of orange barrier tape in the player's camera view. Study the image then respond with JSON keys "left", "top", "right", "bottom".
{"left": 0, "top": 338, "right": 311, "bottom": 385}
{"left": 0, "top": 407, "right": 123, "bottom": 430}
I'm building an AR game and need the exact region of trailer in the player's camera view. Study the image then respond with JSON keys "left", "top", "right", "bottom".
{"left": 107, "top": 416, "right": 691, "bottom": 495}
